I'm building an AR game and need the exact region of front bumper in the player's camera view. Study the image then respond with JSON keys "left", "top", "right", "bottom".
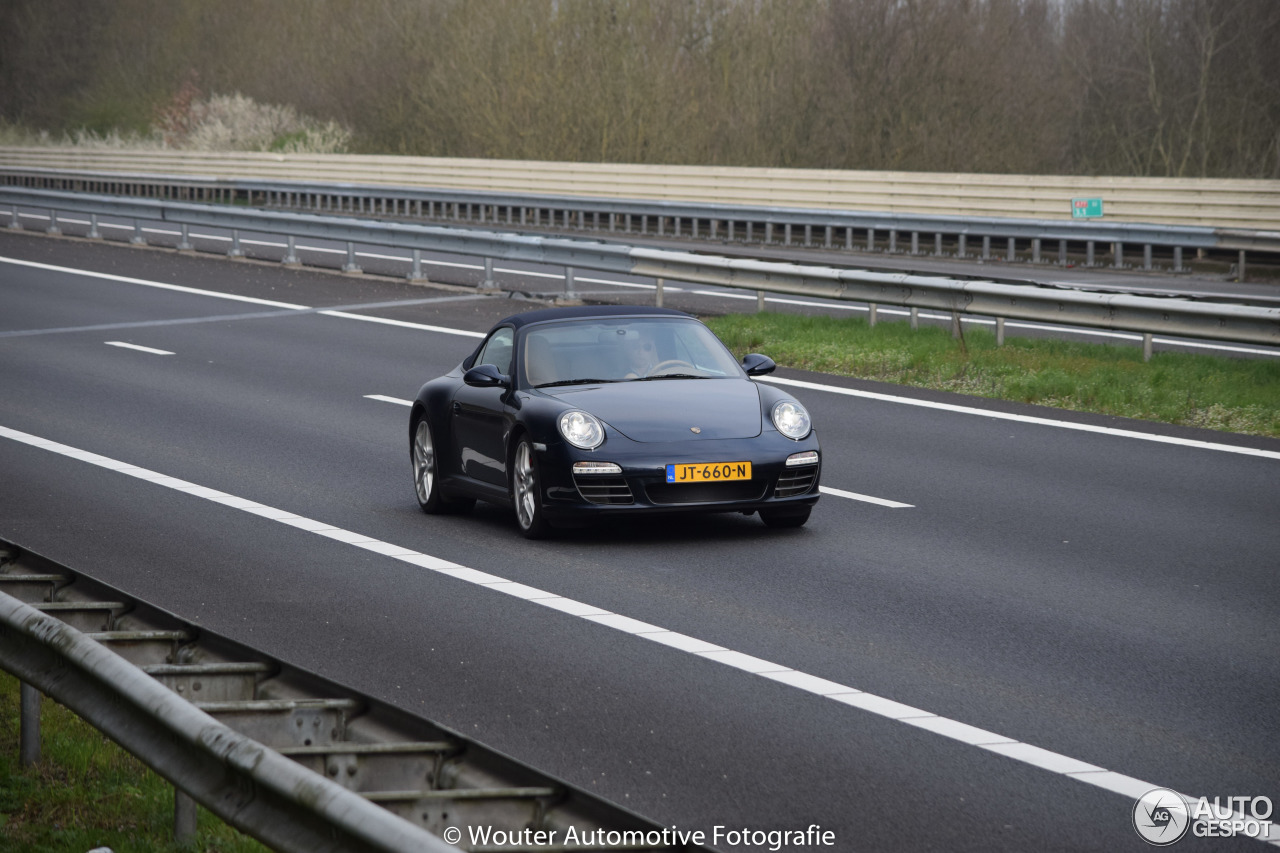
{"left": 535, "top": 431, "right": 821, "bottom": 521}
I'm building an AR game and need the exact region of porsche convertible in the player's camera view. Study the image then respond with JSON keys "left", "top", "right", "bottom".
{"left": 409, "top": 305, "right": 820, "bottom": 538}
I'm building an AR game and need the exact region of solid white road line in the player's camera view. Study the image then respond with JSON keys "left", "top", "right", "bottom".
{"left": 818, "top": 486, "right": 913, "bottom": 508}
{"left": 760, "top": 375, "right": 1280, "bottom": 461}
{"left": 0, "top": 256, "right": 310, "bottom": 310}
{"left": 363, "top": 395, "right": 915, "bottom": 508}
{"left": 320, "top": 310, "right": 485, "bottom": 337}
{"left": 104, "top": 341, "right": 174, "bottom": 355}
{"left": 3, "top": 421, "right": 1269, "bottom": 842}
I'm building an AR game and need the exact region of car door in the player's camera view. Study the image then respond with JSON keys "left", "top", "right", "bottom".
{"left": 451, "top": 326, "right": 515, "bottom": 488}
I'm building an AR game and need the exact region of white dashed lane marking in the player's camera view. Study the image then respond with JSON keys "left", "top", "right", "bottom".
{"left": 104, "top": 341, "right": 174, "bottom": 355}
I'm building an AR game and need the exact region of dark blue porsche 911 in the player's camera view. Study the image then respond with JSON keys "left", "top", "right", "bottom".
{"left": 409, "top": 305, "right": 820, "bottom": 538}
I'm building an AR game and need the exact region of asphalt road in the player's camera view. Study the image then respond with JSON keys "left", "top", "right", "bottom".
{"left": 2, "top": 230, "right": 1278, "bottom": 852}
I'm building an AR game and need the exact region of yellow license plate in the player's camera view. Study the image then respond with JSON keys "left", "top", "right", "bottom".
{"left": 665, "top": 461, "right": 752, "bottom": 483}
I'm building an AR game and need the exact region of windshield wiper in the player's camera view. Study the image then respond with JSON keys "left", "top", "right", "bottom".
{"left": 535, "top": 378, "right": 618, "bottom": 388}
{"left": 632, "top": 373, "right": 706, "bottom": 381}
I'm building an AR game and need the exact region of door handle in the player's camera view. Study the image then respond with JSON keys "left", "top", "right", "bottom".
{"left": 452, "top": 401, "right": 461, "bottom": 413}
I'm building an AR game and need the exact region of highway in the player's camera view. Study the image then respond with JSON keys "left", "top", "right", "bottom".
{"left": 2, "top": 229, "right": 1278, "bottom": 851}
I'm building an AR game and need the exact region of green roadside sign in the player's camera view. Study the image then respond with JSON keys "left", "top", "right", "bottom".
{"left": 1072, "top": 197, "right": 1103, "bottom": 218}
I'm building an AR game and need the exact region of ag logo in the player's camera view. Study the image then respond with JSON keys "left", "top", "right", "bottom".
{"left": 1134, "top": 788, "right": 1190, "bottom": 845}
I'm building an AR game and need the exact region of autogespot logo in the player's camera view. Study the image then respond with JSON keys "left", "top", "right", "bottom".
{"left": 1134, "top": 788, "right": 1191, "bottom": 845}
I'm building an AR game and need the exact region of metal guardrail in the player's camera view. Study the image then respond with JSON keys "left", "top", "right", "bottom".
{"left": 0, "top": 541, "right": 706, "bottom": 852}
{"left": 4, "top": 186, "right": 1278, "bottom": 352}
{"left": 2, "top": 162, "right": 1279, "bottom": 278}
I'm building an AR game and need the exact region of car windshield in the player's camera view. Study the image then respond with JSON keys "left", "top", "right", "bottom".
{"left": 522, "top": 318, "right": 744, "bottom": 388}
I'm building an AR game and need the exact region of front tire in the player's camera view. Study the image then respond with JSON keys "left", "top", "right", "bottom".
{"left": 412, "top": 418, "right": 473, "bottom": 514}
{"left": 512, "top": 438, "right": 551, "bottom": 539}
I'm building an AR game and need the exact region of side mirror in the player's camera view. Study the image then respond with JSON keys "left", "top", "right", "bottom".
{"left": 464, "top": 363, "right": 510, "bottom": 388}
{"left": 741, "top": 353, "right": 776, "bottom": 376}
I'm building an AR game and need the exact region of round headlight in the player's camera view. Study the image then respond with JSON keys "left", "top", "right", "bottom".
{"left": 558, "top": 410, "right": 605, "bottom": 450}
{"left": 771, "top": 400, "right": 811, "bottom": 440}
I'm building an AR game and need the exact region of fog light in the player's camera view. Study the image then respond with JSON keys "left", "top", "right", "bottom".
{"left": 785, "top": 451, "right": 819, "bottom": 467}
{"left": 573, "top": 461, "right": 622, "bottom": 475}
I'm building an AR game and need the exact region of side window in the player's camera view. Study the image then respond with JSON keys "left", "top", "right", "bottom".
{"left": 477, "top": 327, "right": 514, "bottom": 374}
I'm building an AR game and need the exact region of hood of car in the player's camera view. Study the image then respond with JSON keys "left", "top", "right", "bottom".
{"left": 544, "top": 379, "right": 762, "bottom": 442}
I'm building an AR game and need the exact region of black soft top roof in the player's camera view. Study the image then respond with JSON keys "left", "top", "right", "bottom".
{"left": 493, "top": 304, "right": 692, "bottom": 331}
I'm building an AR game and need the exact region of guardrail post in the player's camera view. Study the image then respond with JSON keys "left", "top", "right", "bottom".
{"left": 784, "top": 223, "right": 792, "bottom": 246}
{"left": 1032, "top": 238, "right": 1041, "bottom": 264}
{"left": 8, "top": 204, "right": 20, "bottom": 229}
{"left": 1058, "top": 240, "right": 1067, "bottom": 266}
{"left": 1113, "top": 242, "right": 1124, "bottom": 269}
{"left": 746, "top": 222, "right": 754, "bottom": 243}
{"left": 46, "top": 209, "right": 61, "bottom": 235}
{"left": 228, "top": 229, "right": 244, "bottom": 259}
{"left": 803, "top": 224, "right": 811, "bottom": 247}
{"left": 483, "top": 257, "right": 496, "bottom": 291}
{"left": 845, "top": 227, "right": 853, "bottom": 250}
{"left": 130, "top": 220, "right": 146, "bottom": 246}
{"left": 910, "top": 232, "right": 919, "bottom": 255}
{"left": 866, "top": 228, "right": 874, "bottom": 251}
{"left": 655, "top": 277, "right": 664, "bottom": 307}
{"left": 20, "top": 682, "right": 40, "bottom": 766}
{"left": 1007, "top": 237, "right": 1017, "bottom": 262}
{"left": 1142, "top": 333, "right": 1154, "bottom": 362}
{"left": 1173, "top": 246, "right": 1183, "bottom": 272}
{"left": 934, "top": 233, "right": 942, "bottom": 256}
{"left": 765, "top": 223, "right": 772, "bottom": 244}
{"left": 1143, "top": 244, "right": 1153, "bottom": 271}
{"left": 982, "top": 236, "right": 991, "bottom": 261}
{"left": 282, "top": 236, "right": 300, "bottom": 266}
{"left": 342, "top": 242, "right": 362, "bottom": 274}
{"left": 175, "top": 789, "right": 198, "bottom": 842}
{"left": 87, "top": 214, "right": 101, "bottom": 239}
{"left": 1086, "top": 241, "right": 1096, "bottom": 266}
{"left": 889, "top": 230, "right": 897, "bottom": 254}
{"left": 408, "top": 249, "right": 427, "bottom": 283}
{"left": 177, "top": 223, "right": 193, "bottom": 252}
{"left": 756, "top": 290, "right": 765, "bottom": 312}
{"left": 868, "top": 303, "right": 878, "bottom": 327}
{"left": 1238, "top": 250, "right": 1247, "bottom": 282}
{"left": 825, "top": 225, "right": 833, "bottom": 248}
{"left": 996, "top": 317, "right": 1006, "bottom": 346}
{"left": 564, "top": 266, "right": 576, "bottom": 300}
{"left": 910, "top": 307, "right": 919, "bottom": 330}
{"left": 957, "top": 235, "right": 967, "bottom": 258}
{"left": 951, "top": 312, "right": 962, "bottom": 339}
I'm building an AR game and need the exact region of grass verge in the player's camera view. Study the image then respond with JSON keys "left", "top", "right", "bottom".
{"left": 704, "top": 312, "right": 1280, "bottom": 438}
{"left": 0, "top": 671, "right": 267, "bottom": 853}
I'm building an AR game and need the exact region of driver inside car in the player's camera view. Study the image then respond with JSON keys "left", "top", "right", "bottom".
{"left": 622, "top": 329, "right": 658, "bottom": 379}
